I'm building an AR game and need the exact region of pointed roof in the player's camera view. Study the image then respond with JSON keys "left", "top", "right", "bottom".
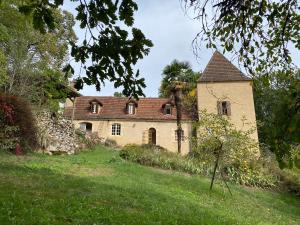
{"left": 199, "top": 51, "right": 251, "bottom": 82}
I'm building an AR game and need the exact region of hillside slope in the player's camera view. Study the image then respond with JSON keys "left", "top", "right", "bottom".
{"left": 0, "top": 146, "right": 299, "bottom": 225}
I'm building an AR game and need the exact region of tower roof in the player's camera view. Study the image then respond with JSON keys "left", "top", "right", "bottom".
{"left": 199, "top": 51, "right": 251, "bottom": 82}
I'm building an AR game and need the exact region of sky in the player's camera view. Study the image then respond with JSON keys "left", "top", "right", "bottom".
{"left": 63, "top": 0, "right": 214, "bottom": 97}
{"left": 63, "top": 0, "right": 299, "bottom": 97}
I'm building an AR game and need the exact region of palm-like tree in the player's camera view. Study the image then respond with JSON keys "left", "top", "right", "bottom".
{"left": 159, "top": 60, "right": 196, "bottom": 153}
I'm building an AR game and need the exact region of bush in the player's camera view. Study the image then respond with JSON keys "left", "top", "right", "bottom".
{"left": 120, "top": 144, "right": 284, "bottom": 189}
{"left": 120, "top": 144, "right": 205, "bottom": 175}
{"left": 0, "top": 94, "right": 38, "bottom": 151}
{"left": 104, "top": 138, "right": 117, "bottom": 147}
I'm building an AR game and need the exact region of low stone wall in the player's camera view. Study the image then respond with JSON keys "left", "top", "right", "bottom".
{"left": 35, "top": 111, "right": 80, "bottom": 155}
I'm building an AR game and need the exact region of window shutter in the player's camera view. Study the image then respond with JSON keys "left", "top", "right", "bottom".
{"left": 226, "top": 101, "right": 231, "bottom": 116}
{"left": 217, "top": 101, "right": 222, "bottom": 115}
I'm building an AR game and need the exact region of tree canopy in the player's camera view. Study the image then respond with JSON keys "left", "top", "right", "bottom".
{"left": 254, "top": 70, "right": 300, "bottom": 168}
{"left": 0, "top": 0, "right": 77, "bottom": 111}
{"left": 159, "top": 59, "right": 200, "bottom": 118}
{"left": 183, "top": 0, "right": 300, "bottom": 75}
{"left": 159, "top": 60, "right": 199, "bottom": 98}
{"left": 18, "top": 0, "right": 153, "bottom": 98}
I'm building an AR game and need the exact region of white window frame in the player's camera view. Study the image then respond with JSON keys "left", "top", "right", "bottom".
{"left": 112, "top": 123, "right": 121, "bottom": 136}
{"left": 128, "top": 104, "right": 135, "bottom": 115}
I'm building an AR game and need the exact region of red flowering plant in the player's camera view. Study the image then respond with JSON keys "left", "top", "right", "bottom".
{"left": 0, "top": 102, "right": 14, "bottom": 124}
{"left": 0, "top": 96, "right": 20, "bottom": 151}
{"left": 0, "top": 94, "right": 37, "bottom": 152}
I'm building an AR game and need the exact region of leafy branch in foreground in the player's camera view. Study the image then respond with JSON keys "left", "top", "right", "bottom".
{"left": 183, "top": 0, "right": 300, "bottom": 75}
{"left": 19, "top": 0, "right": 153, "bottom": 98}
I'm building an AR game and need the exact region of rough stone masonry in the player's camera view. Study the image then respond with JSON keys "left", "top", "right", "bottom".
{"left": 35, "top": 111, "right": 80, "bottom": 155}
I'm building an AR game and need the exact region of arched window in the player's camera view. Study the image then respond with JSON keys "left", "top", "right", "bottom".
{"left": 79, "top": 122, "right": 93, "bottom": 133}
{"left": 112, "top": 123, "right": 121, "bottom": 135}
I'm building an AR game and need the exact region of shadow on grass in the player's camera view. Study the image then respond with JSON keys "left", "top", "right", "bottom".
{"left": 0, "top": 160, "right": 299, "bottom": 225}
{"left": 0, "top": 162, "right": 244, "bottom": 225}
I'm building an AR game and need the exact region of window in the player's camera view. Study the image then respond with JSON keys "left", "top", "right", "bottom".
{"left": 164, "top": 104, "right": 172, "bottom": 115}
{"left": 79, "top": 122, "right": 92, "bottom": 132}
{"left": 112, "top": 123, "right": 121, "bottom": 135}
{"left": 127, "top": 103, "right": 135, "bottom": 114}
{"left": 80, "top": 123, "right": 86, "bottom": 130}
{"left": 217, "top": 101, "right": 231, "bottom": 116}
{"left": 148, "top": 128, "right": 156, "bottom": 145}
{"left": 91, "top": 102, "right": 100, "bottom": 114}
{"left": 175, "top": 129, "right": 184, "bottom": 141}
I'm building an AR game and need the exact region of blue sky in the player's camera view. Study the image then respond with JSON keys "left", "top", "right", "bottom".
{"left": 63, "top": 0, "right": 299, "bottom": 97}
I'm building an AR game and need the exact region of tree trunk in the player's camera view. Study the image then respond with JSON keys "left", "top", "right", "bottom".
{"left": 210, "top": 145, "right": 222, "bottom": 191}
{"left": 174, "top": 87, "right": 182, "bottom": 154}
{"left": 71, "top": 97, "right": 76, "bottom": 123}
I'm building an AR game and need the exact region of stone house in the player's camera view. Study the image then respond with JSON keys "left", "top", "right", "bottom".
{"left": 64, "top": 51, "right": 258, "bottom": 154}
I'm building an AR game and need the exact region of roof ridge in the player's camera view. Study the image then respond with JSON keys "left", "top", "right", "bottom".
{"left": 77, "top": 96, "right": 171, "bottom": 100}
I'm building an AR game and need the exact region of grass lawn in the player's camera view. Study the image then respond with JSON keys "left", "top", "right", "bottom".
{"left": 0, "top": 146, "right": 299, "bottom": 225}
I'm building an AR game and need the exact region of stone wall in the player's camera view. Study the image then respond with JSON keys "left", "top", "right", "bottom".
{"left": 35, "top": 111, "right": 80, "bottom": 155}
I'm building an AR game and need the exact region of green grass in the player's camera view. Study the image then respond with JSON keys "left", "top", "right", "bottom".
{"left": 0, "top": 146, "right": 299, "bottom": 225}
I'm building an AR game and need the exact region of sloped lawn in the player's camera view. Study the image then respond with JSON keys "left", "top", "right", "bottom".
{"left": 0, "top": 146, "right": 299, "bottom": 225}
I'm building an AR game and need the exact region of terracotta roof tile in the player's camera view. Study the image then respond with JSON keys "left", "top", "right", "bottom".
{"left": 199, "top": 51, "right": 251, "bottom": 82}
{"left": 64, "top": 96, "right": 193, "bottom": 121}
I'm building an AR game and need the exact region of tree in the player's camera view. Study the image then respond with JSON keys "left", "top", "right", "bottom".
{"left": 159, "top": 60, "right": 200, "bottom": 119}
{"left": 113, "top": 92, "right": 125, "bottom": 97}
{"left": 183, "top": 0, "right": 300, "bottom": 75}
{"left": 183, "top": 0, "right": 300, "bottom": 168}
{"left": 0, "top": 49, "right": 6, "bottom": 86}
{"left": 159, "top": 60, "right": 199, "bottom": 98}
{"left": 192, "top": 110, "right": 258, "bottom": 191}
{"left": 254, "top": 70, "right": 300, "bottom": 168}
{"left": 159, "top": 60, "right": 200, "bottom": 153}
{"left": 0, "top": 1, "right": 77, "bottom": 111}
{"left": 18, "top": 0, "right": 153, "bottom": 98}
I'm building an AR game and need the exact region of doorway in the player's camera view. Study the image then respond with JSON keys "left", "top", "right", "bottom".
{"left": 148, "top": 128, "right": 156, "bottom": 145}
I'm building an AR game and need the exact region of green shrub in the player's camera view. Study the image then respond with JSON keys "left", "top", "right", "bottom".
{"left": 225, "top": 165, "right": 278, "bottom": 188}
{"left": 120, "top": 144, "right": 283, "bottom": 189}
{"left": 104, "top": 138, "right": 117, "bottom": 147}
{"left": 120, "top": 144, "right": 205, "bottom": 175}
{"left": 0, "top": 125, "right": 20, "bottom": 151}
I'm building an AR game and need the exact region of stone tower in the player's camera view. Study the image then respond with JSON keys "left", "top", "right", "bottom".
{"left": 197, "top": 51, "right": 258, "bottom": 141}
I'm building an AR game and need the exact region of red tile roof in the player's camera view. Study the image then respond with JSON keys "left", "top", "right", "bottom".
{"left": 64, "top": 96, "right": 193, "bottom": 121}
{"left": 199, "top": 51, "right": 251, "bottom": 82}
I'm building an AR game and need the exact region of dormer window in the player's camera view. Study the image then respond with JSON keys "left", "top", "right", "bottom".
{"left": 164, "top": 104, "right": 172, "bottom": 115}
{"left": 126, "top": 99, "right": 138, "bottom": 115}
{"left": 127, "top": 103, "right": 135, "bottom": 115}
{"left": 90, "top": 100, "right": 102, "bottom": 114}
